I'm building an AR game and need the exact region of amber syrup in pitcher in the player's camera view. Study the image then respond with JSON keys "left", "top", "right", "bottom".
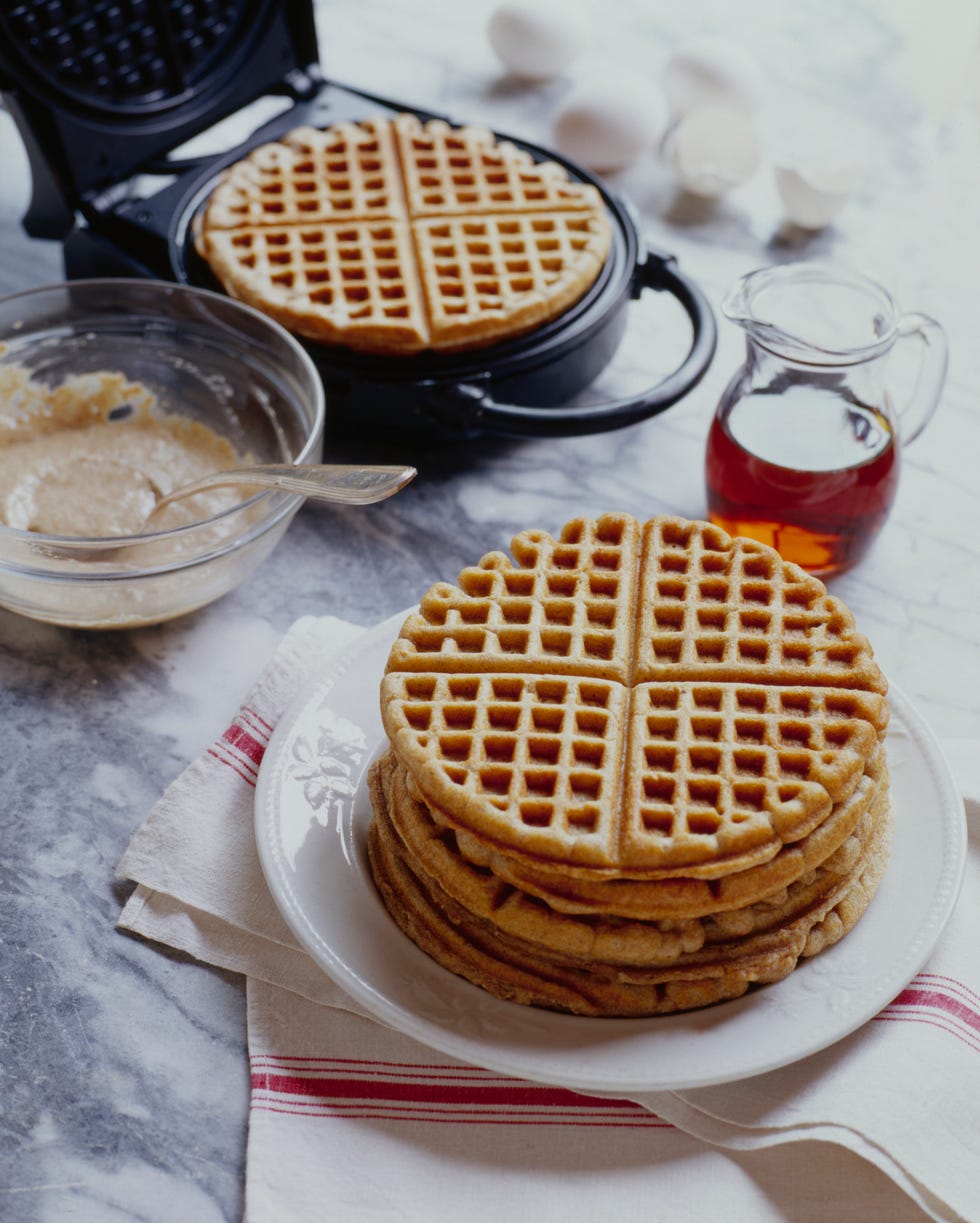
{"left": 705, "top": 382, "right": 900, "bottom": 576}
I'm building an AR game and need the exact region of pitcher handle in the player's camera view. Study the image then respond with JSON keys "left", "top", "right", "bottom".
{"left": 895, "top": 312, "right": 948, "bottom": 444}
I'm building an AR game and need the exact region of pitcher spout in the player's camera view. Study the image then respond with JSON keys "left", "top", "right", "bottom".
{"left": 720, "top": 262, "right": 899, "bottom": 366}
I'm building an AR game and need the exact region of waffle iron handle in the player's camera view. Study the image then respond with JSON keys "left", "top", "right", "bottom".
{"left": 423, "top": 251, "right": 717, "bottom": 438}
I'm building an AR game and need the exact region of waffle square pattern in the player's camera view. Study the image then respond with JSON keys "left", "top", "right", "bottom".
{"left": 372, "top": 515, "right": 891, "bottom": 1016}
{"left": 196, "top": 114, "right": 611, "bottom": 354}
{"left": 381, "top": 514, "right": 887, "bottom": 877}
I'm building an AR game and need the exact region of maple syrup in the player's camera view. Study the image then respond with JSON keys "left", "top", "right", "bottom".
{"left": 705, "top": 383, "right": 900, "bottom": 576}
{"left": 706, "top": 262, "right": 947, "bottom": 576}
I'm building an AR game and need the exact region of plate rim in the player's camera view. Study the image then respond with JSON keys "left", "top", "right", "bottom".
{"left": 254, "top": 610, "right": 968, "bottom": 1093}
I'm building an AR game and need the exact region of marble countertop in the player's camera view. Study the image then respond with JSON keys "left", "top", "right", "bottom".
{"left": 1, "top": 2, "right": 978, "bottom": 1219}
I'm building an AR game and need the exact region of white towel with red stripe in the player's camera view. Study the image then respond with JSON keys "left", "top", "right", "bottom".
{"left": 117, "top": 616, "right": 980, "bottom": 1223}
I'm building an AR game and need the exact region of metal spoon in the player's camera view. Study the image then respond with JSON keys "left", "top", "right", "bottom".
{"left": 143, "top": 462, "right": 417, "bottom": 529}
{"left": 28, "top": 463, "right": 417, "bottom": 565}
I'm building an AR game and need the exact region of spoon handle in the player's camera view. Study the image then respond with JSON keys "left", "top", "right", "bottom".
{"left": 151, "top": 463, "right": 417, "bottom": 517}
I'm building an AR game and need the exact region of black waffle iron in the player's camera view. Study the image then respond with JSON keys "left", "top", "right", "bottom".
{"left": 0, "top": 0, "right": 717, "bottom": 440}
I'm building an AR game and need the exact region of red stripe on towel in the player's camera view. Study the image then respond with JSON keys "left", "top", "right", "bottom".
{"left": 221, "top": 721, "right": 266, "bottom": 767}
{"left": 250, "top": 1100, "right": 671, "bottom": 1127}
{"left": 252, "top": 1070, "right": 635, "bottom": 1111}
{"left": 241, "top": 705, "right": 275, "bottom": 735}
{"left": 248, "top": 1064, "right": 672, "bottom": 1127}
{"left": 873, "top": 1012, "right": 980, "bottom": 1054}
{"left": 250, "top": 1056, "right": 521, "bottom": 1082}
{"left": 887, "top": 985, "right": 980, "bottom": 1032}
{"left": 871, "top": 975, "right": 980, "bottom": 1051}
{"left": 206, "top": 746, "right": 257, "bottom": 788}
{"left": 915, "top": 973, "right": 980, "bottom": 1008}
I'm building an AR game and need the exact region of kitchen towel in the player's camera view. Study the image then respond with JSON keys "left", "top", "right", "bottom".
{"left": 117, "top": 615, "right": 979, "bottom": 1223}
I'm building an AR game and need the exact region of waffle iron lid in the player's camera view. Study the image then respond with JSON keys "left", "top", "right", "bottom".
{"left": 0, "top": 0, "right": 320, "bottom": 236}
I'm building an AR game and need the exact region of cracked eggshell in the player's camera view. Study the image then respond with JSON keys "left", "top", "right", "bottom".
{"left": 768, "top": 112, "right": 866, "bottom": 231}
{"left": 551, "top": 70, "right": 667, "bottom": 172}
{"left": 774, "top": 163, "right": 863, "bottom": 228}
{"left": 662, "top": 36, "right": 764, "bottom": 118}
{"left": 487, "top": 1, "right": 587, "bottom": 80}
{"left": 663, "top": 104, "right": 762, "bottom": 197}
{"left": 769, "top": 110, "right": 867, "bottom": 229}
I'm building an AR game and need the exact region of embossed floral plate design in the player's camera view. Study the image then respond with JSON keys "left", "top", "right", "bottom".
{"left": 254, "top": 611, "right": 966, "bottom": 1093}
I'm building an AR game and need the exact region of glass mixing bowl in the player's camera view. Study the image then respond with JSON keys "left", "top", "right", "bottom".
{"left": 0, "top": 279, "right": 324, "bottom": 628}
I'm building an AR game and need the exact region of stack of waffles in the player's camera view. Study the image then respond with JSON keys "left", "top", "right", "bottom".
{"left": 195, "top": 114, "right": 611, "bottom": 355}
{"left": 368, "top": 514, "right": 892, "bottom": 1017}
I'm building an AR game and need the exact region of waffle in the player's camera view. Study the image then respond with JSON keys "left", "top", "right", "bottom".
{"left": 461, "top": 752, "right": 888, "bottom": 920}
{"left": 469, "top": 809, "right": 890, "bottom": 984}
{"left": 200, "top": 121, "right": 403, "bottom": 231}
{"left": 381, "top": 515, "right": 887, "bottom": 876}
{"left": 386, "top": 514, "right": 639, "bottom": 681}
{"left": 370, "top": 747, "right": 887, "bottom": 969}
{"left": 392, "top": 114, "right": 603, "bottom": 216}
{"left": 382, "top": 667, "right": 885, "bottom": 877}
{"left": 367, "top": 790, "right": 891, "bottom": 1018}
{"left": 369, "top": 512, "right": 891, "bottom": 1016}
{"left": 203, "top": 221, "right": 428, "bottom": 353}
{"left": 634, "top": 518, "right": 886, "bottom": 690}
{"left": 414, "top": 211, "right": 609, "bottom": 350}
{"left": 366, "top": 818, "right": 757, "bottom": 1017}
{"left": 619, "top": 681, "right": 882, "bottom": 875}
{"left": 196, "top": 115, "right": 611, "bottom": 355}
{"left": 383, "top": 515, "right": 884, "bottom": 691}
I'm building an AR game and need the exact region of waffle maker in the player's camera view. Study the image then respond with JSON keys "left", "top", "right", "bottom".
{"left": 0, "top": 0, "right": 717, "bottom": 440}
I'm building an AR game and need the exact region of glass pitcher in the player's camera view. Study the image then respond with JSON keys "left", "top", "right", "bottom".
{"left": 705, "top": 262, "right": 947, "bottom": 575}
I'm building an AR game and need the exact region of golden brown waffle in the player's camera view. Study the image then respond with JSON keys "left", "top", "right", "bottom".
{"left": 386, "top": 514, "right": 640, "bottom": 681}
{"left": 487, "top": 808, "right": 889, "bottom": 984}
{"left": 414, "top": 211, "right": 609, "bottom": 350}
{"left": 383, "top": 514, "right": 884, "bottom": 691}
{"left": 366, "top": 817, "right": 756, "bottom": 1017}
{"left": 367, "top": 791, "right": 890, "bottom": 1017}
{"left": 449, "top": 751, "right": 887, "bottom": 919}
{"left": 381, "top": 666, "right": 885, "bottom": 875}
{"left": 370, "top": 513, "right": 890, "bottom": 1016}
{"left": 202, "top": 221, "right": 428, "bottom": 353}
{"left": 381, "top": 670, "right": 625, "bottom": 868}
{"left": 196, "top": 114, "right": 611, "bottom": 355}
{"left": 380, "top": 515, "right": 887, "bottom": 877}
{"left": 370, "top": 747, "right": 887, "bottom": 969}
{"left": 634, "top": 518, "right": 886, "bottom": 690}
{"left": 619, "top": 681, "right": 883, "bottom": 875}
{"left": 392, "top": 114, "right": 603, "bottom": 216}
{"left": 200, "top": 121, "right": 403, "bottom": 231}
{"left": 801, "top": 820, "right": 891, "bottom": 957}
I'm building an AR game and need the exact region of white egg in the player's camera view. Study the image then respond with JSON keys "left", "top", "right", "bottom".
{"left": 487, "top": 1, "right": 587, "bottom": 81}
{"left": 663, "top": 104, "right": 762, "bottom": 197}
{"left": 551, "top": 72, "right": 667, "bottom": 172}
{"left": 775, "top": 163, "right": 863, "bottom": 229}
{"left": 662, "top": 36, "right": 764, "bottom": 118}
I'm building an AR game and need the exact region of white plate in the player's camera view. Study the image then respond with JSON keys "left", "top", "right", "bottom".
{"left": 254, "top": 611, "right": 967, "bottom": 1094}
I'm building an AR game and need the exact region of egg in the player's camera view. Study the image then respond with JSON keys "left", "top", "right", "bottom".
{"left": 663, "top": 104, "right": 762, "bottom": 197}
{"left": 774, "top": 163, "right": 863, "bottom": 229}
{"left": 662, "top": 36, "right": 764, "bottom": 118}
{"left": 551, "top": 70, "right": 667, "bottom": 172}
{"left": 487, "top": 1, "right": 587, "bottom": 81}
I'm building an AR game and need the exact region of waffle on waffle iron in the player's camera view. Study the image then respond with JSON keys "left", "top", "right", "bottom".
{"left": 195, "top": 115, "right": 611, "bottom": 355}
{"left": 368, "top": 514, "right": 892, "bottom": 1017}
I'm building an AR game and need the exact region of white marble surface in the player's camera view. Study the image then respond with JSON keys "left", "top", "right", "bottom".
{"left": 0, "top": 2, "right": 978, "bottom": 1219}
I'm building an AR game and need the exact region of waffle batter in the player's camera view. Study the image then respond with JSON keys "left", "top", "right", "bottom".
{"left": 0, "top": 363, "right": 243, "bottom": 537}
